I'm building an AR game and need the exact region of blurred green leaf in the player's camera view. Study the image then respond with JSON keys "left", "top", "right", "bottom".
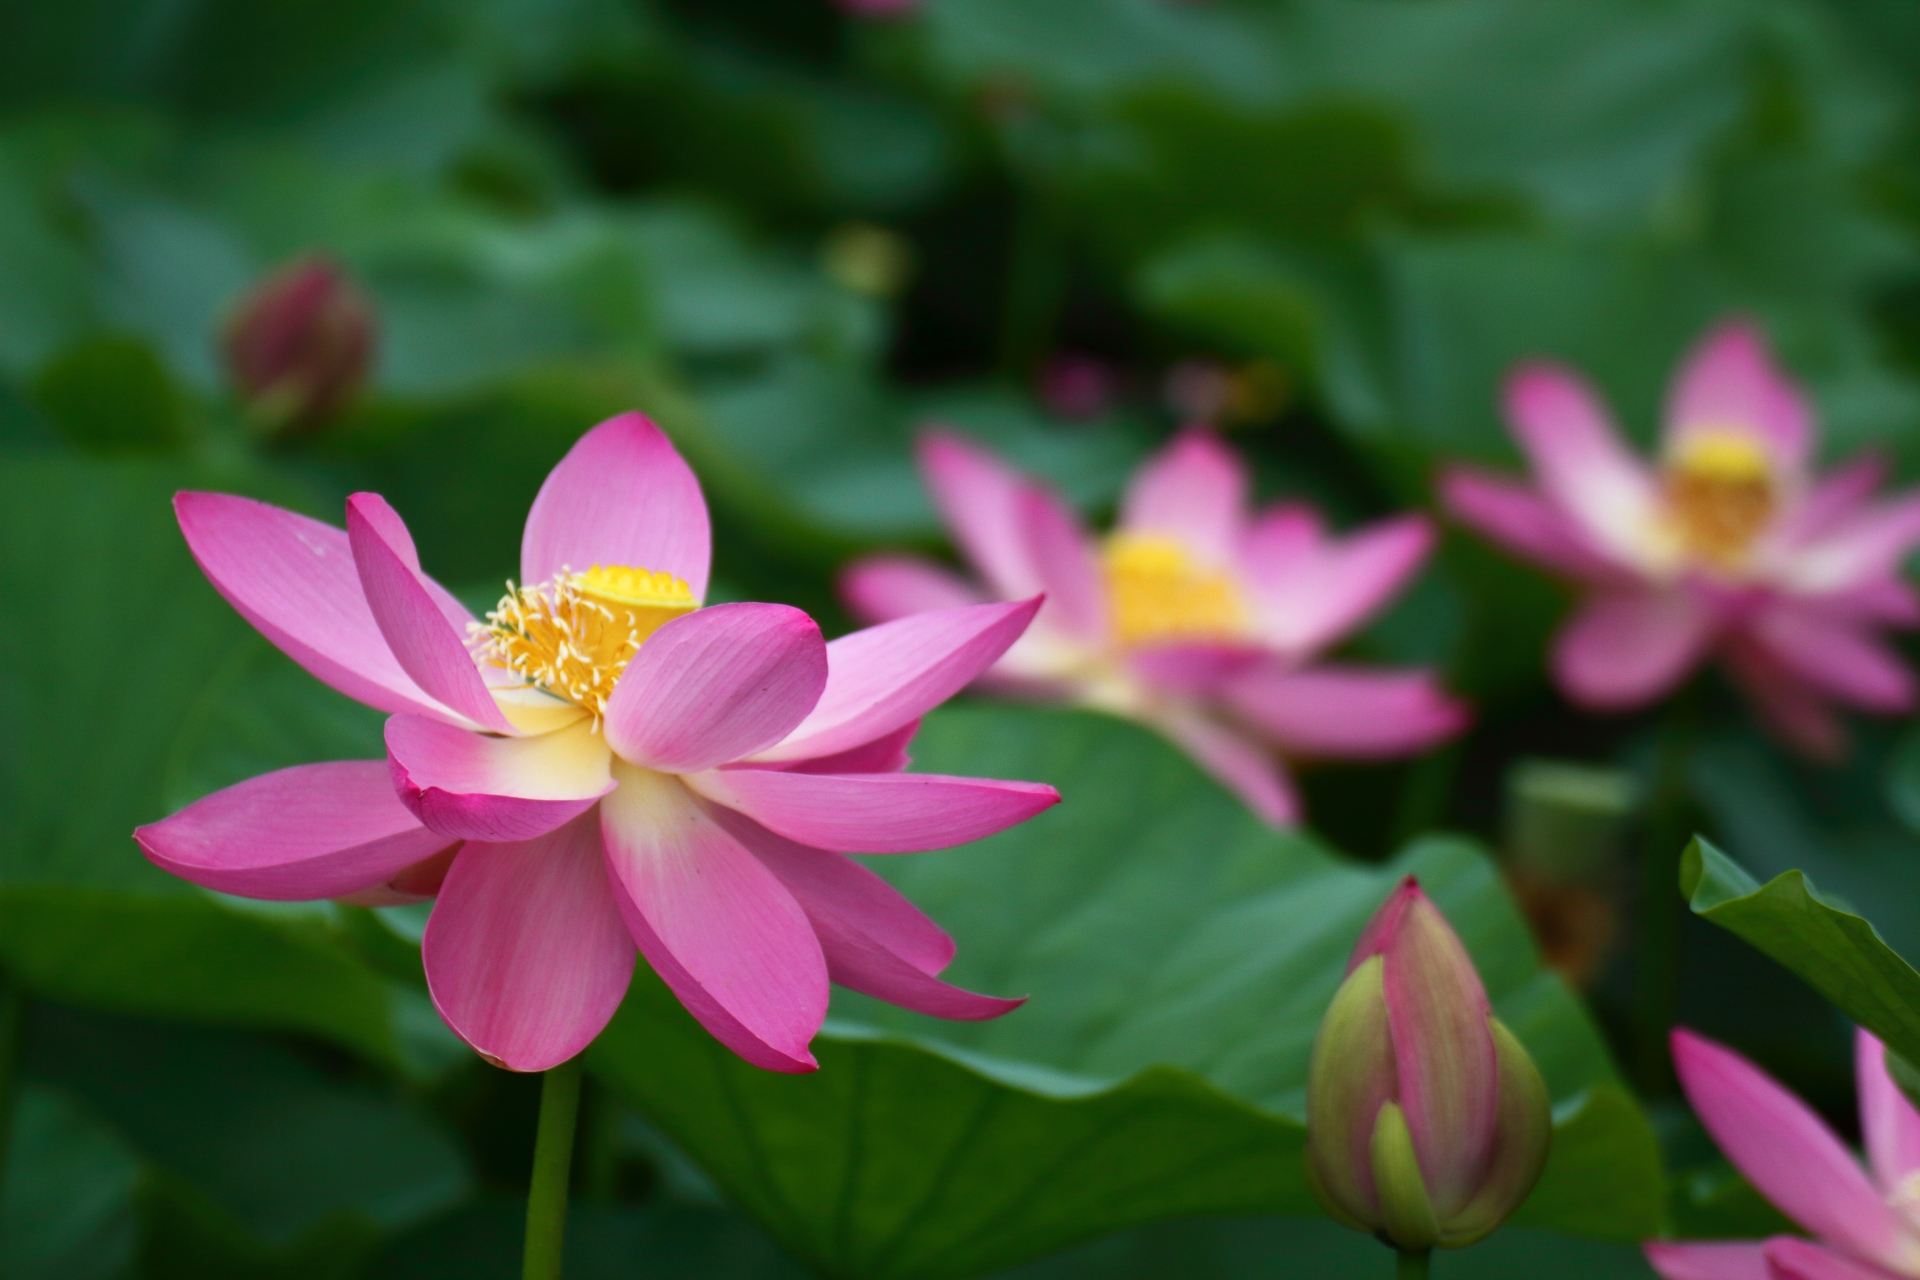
{"left": 0, "top": 1084, "right": 141, "bottom": 1280}
{"left": 591, "top": 706, "right": 1660, "bottom": 1280}
{"left": 0, "top": 457, "right": 407, "bottom": 1061}
{"left": 26, "top": 1004, "right": 469, "bottom": 1244}
{"left": 1680, "top": 834, "right": 1920, "bottom": 1071}
{"left": 368, "top": 1198, "right": 810, "bottom": 1280}
{"left": 32, "top": 333, "right": 189, "bottom": 453}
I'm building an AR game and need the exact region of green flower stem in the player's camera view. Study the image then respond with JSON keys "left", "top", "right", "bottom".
{"left": 1633, "top": 695, "right": 1699, "bottom": 1097}
{"left": 0, "top": 972, "right": 21, "bottom": 1250}
{"left": 1396, "top": 1247, "right": 1432, "bottom": 1279}
{"left": 523, "top": 1055, "right": 584, "bottom": 1280}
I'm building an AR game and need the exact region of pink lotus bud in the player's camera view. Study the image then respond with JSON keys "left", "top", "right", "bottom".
{"left": 1038, "top": 353, "right": 1117, "bottom": 421}
{"left": 223, "top": 255, "right": 375, "bottom": 435}
{"left": 1305, "top": 876, "right": 1551, "bottom": 1250}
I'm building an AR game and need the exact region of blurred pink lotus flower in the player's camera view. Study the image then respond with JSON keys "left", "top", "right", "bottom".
{"left": 1442, "top": 320, "right": 1920, "bottom": 758}
{"left": 137, "top": 413, "right": 1058, "bottom": 1074}
{"left": 841, "top": 429, "right": 1467, "bottom": 826}
{"left": 1307, "top": 877, "right": 1550, "bottom": 1251}
{"left": 1647, "top": 1027, "right": 1920, "bottom": 1280}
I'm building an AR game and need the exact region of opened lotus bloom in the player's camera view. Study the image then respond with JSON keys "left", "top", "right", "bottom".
{"left": 1443, "top": 320, "right": 1920, "bottom": 757}
{"left": 1305, "top": 877, "right": 1551, "bottom": 1253}
{"left": 841, "top": 429, "right": 1467, "bottom": 826}
{"left": 1647, "top": 1027, "right": 1920, "bottom": 1279}
{"left": 136, "top": 413, "right": 1059, "bottom": 1073}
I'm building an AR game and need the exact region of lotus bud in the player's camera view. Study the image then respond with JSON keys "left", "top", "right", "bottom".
{"left": 222, "top": 254, "right": 375, "bottom": 436}
{"left": 1305, "top": 876, "right": 1551, "bottom": 1251}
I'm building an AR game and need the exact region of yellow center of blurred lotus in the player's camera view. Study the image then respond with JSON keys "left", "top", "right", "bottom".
{"left": 1662, "top": 431, "right": 1775, "bottom": 568}
{"left": 1102, "top": 533, "right": 1248, "bottom": 648}
{"left": 472, "top": 565, "right": 696, "bottom": 718}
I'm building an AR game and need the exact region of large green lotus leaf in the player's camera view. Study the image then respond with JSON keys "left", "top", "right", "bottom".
{"left": 1681, "top": 834, "right": 1920, "bottom": 1071}
{"left": 0, "top": 1083, "right": 141, "bottom": 1280}
{"left": 369, "top": 1198, "right": 812, "bottom": 1280}
{"left": 921, "top": 0, "right": 1747, "bottom": 229}
{"left": 591, "top": 706, "right": 1660, "bottom": 1280}
{"left": 0, "top": 456, "right": 415, "bottom": 1062}
{"left": 25, "top": 1003, "right": 470, "bottom": 1246}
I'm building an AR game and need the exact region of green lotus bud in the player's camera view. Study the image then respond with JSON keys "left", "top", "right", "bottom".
{"left": 1305, "top": 876, "right": 1552, "bottom": 1251}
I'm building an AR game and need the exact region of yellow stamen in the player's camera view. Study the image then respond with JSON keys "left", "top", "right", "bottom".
{"left": 1662, "top": 430, "right": 1774, "bottom": 567}
{"left": 470, "top": 565, "right": 697, "bottom": 718}
{"left": 1103, "top": 533, "right": 1248, "bottom": 648}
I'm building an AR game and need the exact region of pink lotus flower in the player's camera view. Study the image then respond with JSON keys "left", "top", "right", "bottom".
{"left": 841, "top": 429, "right": 1468, "bottom": 826}
{"left": 136, "top": 414, "right": 1059, "bottom": 1074}
{"left": 1442, "top": 320, "right": 1920, "bottom": 757}
{"left": 1647, "top": 1027, "right": 1920, "bottom": 1280}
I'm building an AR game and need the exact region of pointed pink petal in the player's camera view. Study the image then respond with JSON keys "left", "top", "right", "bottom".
{"left": 386, "top": 715, "right": 614, "bottom": 842}
{"left": 1019, "top": 483, "right": 1107, "bottom": 642}
{"left": 1119, "top": 429, "right": 1248, "bottom": 566}
{"left": 771, "top": 720, "right": 918, "bottom": 775}
{"left": 1365, "top": 882, "right": 1499, "bottom": 1217}
{"left": 1786, "top": 493, "right": 1920, "bottom": 597}
{"left": 521, "top": 412, "right": 711, "bottom": 600}
{"left": 1150, "top": 707, "right": 1298, "bottom": 826}
{"left": 1858, "top": 1029, "right": 1920, "bottom": 1194}
{"left": 1224, "top": 664, "right": 1468, "bottom": 759}
{"left": 1503, "top": 363, "right": 1659, "bottom": 559}
{"left": 688, "top": 768, "right": 1059, "bottom": 853}
{"left": 1666, "top": 320, "right": 1812, "bottom": 475}
{"left": 347, "top": 494, "right": 514, "bottom": 733}
{"left": 1722, "top": 637, "right": 1849, "bottom": 762}
{"left": 1746, "top": 606, "right": 1915, "bottom": 713}
{"left": 712, "top": 807, "right": 953, "bottom": 973}
{"left": 1242, "top": 502, "right": 1320, "bottom": 577}
{"left": 918, "top": 429, "right": 1045, "bottom": 600}
{"left": 342, "top": 488, "right": 475, "bottom": 632}
{"left": 1815, "top": 579, "right": 1920, "bottom": 628}
{"left": 422, "top": 812, "right": 634, "bottom": 1072}
{"left": 1672, "top": 1028, "right": 1912, "bottom": 1270}
{"left": 135, "top": 761, "right": 453, "bottom": 900}
{"left": 756, "top": 599, "right": 1041, "bottom": 764}
{"left": 603, "top": 603, "right": 827, "bottom": 774}
{"left": 839, "top": 555, "right": 986, "bottom": 625}
{"left": 174, "top": 492, "right": 457, "bottom": 721}
{"left": 1553, "top": 587, "right": 1716, "bottom": 709}
{"left": 601, "top": 767, "right": 826, "bottom": 1072}
{"left": 1775, "top": 455, "right": 1890, "bottom": 551}
{"left": 1439, "top": 466, "right": 1621, "bottom": 580}
{"left": 1763, "top": 1236, "right": 1905, "bottom": 1280}
{"left": 1642, "top": 1242, "right": 1770, "bottom": 1280}
{"left": 1243, "top": 514, "right": 1436, "bottom": 657}
{"left": 720, "top": 812, "right": 1020, "bottom": 1020}
{"left": 817, "top": 922, "right": 1024, "bottom": 1019}
{"left": 1129, "top": 643, "right": 1263, "bottom": 694}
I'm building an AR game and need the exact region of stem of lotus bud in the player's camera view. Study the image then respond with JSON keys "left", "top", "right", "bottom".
{"left": 1396, "top": 1249, "right": 1432, "bottom": 1279}
{"left": 523, "top": 1055, "right": 584, "bottom": 1280}
{"left": 0, "top": 971, "right": 19, "bottom": 1259}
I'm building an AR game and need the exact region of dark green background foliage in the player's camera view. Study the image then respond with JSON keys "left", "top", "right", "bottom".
{"left": 3, "top": 0, "right": 1920, "bottom": 1275}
